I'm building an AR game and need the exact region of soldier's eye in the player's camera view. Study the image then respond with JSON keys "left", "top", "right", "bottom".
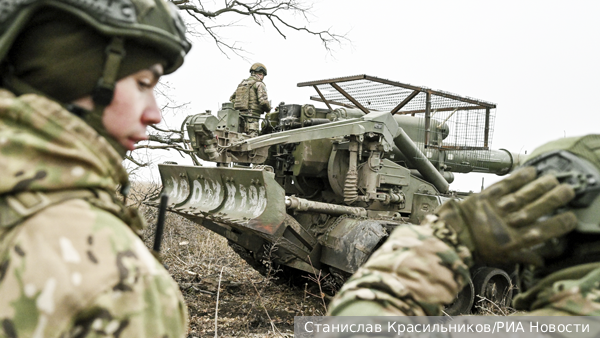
{"left": 137, "top": 80, "right": 152, "bottom": 89}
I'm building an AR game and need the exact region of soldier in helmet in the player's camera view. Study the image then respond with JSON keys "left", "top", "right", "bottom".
{"left": 328, "top": 135, "right": 600, "bottom": 317}
{"left": 230, "top": 62, "right": 272, "bottom": 135}
{"left": 0, "top": 0, "right": 191, "bottom": 337}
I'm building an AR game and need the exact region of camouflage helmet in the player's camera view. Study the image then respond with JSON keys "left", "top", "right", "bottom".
{"left": 0, "top": 0, "right": 191, "bottom": 74}
{"left": 250, "top": 62, "right": 267, "bottom": 76}
{"left": 0, "top": 0, "right": 192, "bottom": 105}
{"left": 523, "top": 134, "right": 600, "bottom": 234}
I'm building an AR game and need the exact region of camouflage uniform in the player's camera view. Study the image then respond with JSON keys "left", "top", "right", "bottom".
{"left": 329, "top": 135, "right": 600, "bottom": 317}
{"left": 327, "top": 216, "right": 471, "bottom": 316}
{"left": 0, "top": 90, "right": 188, "bottom": 337}
{"left": 230, "top": 73, "right": 271, "bottom": 134}
{"left": 329, "top": 219, "right": 600, "bottom": 316}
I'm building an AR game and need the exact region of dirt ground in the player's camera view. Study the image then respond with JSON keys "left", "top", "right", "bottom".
{"left": 131, "top": 183, "right": 514, "bottom": 337}
{"left": 136, "top": 197, "right": 327, "bottom": 338}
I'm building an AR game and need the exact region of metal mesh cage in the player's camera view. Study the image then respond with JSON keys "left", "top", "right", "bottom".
{"left": 298, "top": 74, "right": 496, "bottom": 153}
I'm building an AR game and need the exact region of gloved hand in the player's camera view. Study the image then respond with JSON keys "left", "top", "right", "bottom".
{"left": 437, "top": 166, "right": 577, "bottom": 266}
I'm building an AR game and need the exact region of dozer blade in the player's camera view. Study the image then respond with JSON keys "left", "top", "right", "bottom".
{"left": 156, "top": 164, "right": 287, "bottom": 235}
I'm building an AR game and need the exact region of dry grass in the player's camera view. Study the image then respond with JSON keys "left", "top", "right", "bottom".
{"left": 128, "top": 182, "right": 325, "bottom": 337}
{"left": 473, "top": 296, "right": 518, "bottom": 316}
{"left": 127, "top": 182, "right": 517, "bottom": 337}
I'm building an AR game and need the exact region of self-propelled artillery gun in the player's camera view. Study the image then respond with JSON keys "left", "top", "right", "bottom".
{"left": 151, "top": 75, "right": 522, "bottom": 314}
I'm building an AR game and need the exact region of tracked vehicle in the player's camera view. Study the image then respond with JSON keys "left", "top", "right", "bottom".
{"left": 151, "top": 75, "right": 521, "bottom": 314}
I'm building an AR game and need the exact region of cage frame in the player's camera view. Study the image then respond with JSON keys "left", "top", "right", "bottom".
{"left": 297, "top": 74, "right": 496, "bottom": 151}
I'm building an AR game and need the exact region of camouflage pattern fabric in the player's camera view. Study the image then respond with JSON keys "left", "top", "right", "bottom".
{"left": 0, "top": 89, "right": 188, "bottom": 337}
{"left": 514, "top": 262, "right": 600, "bottom": 315}
{"left": 436, "top": 167, "right": 576, "bottom": 267}
{"left": 329, "top": 215, "right": 600, "bottom": 316}
{"left": 253, "top": 79, "right": 270, "bottom": 113}
{"left": 230, "top": 73, "right": 271, "bottom": 117}
{"left": 327, "top": 215, "right": 471, "bottom": 316}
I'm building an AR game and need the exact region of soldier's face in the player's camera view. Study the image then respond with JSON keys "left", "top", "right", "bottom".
{"left": 102, "top": 64, "right": 163, "bottom": 151}
{"left": 256, "top": 73, "right": 265, "bottom": 81}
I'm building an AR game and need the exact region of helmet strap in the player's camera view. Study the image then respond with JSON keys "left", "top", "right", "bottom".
{"left": 78, "top": 36, "right": 128, "bottom": 158}
{"left": 92, "top": 37, "right": 126, "bottom": 106}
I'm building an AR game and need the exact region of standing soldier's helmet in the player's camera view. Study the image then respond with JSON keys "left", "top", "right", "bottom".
{"left": 250, "top": 62, "right": 267, "bottom": 76}
{"left": 0, "top": 0, "right": 192, "bottom": 106}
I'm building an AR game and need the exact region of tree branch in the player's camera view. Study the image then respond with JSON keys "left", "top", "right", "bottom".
{"left": 149, "top": 125, "right": 182, "bottom": 134}
{"left": 125, "top": 154, "right": 150, "bottom": 167}
{"left": 170, "top": 0, "right": 347, "bottom": 56}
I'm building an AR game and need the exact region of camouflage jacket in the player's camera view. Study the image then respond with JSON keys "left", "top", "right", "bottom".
{"left": 229, "top": 74, "right": 271, "bottom": 116}
{"left": 328, "top": 214, "right": 600, "bottom": 316}
{"left": 0, "top": 90, "right": 188, "bottom": 337}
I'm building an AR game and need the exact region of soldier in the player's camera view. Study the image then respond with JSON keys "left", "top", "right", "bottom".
{"left": 328, "top": 135, "right": 600, "bottom": 317}
{"left": 0, "top": 0, "right": 191, "bottom": 337}
{"left": 230, "top": 62, "right": 272, "bottom": 135}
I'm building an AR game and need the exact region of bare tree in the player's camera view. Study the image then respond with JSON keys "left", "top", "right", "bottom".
{"left": 172, "top": 0, "right": 347, "bottom": 58}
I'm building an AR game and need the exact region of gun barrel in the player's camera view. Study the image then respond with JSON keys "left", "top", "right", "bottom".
{"left": 444, "top": 148, "right": 522, "bottom": 175}
{"left": 393, "top": 127, "right": 450, "bottom": 193}
{"left": 390, "top": 146, "right": 522, "bottom": 176}
{"left": 389, "top": 114, "right": 521, "bottom": 176}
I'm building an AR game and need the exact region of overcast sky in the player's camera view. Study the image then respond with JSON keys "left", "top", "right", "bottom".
{"left": 143, "top": 0, "right": 600, "bottom": 192}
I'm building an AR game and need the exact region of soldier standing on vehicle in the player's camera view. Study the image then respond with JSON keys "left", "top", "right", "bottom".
{"left": 0, "top": 0, "right": 191, "bottom": 337}
{"left": 328, "top": 135, "right": 600, "bottom": 317}
{"left": 230, "top": 62, "right": 272, "bottom": 135}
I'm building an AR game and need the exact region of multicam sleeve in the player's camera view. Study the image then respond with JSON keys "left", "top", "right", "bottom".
{"left": 255, "top": 82, "right": 271, "bottom": 112}
{"left": 0, "top": 200, "right": 188, "bottom": 338}
{"left": 64, "top": 204, "right": 188, "bottom": 338}
{"left": 67, "top": 268, "right": 188, "bottom": 338}
{"left": 327, "top": 215, "right": 473, "bottom": 316}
